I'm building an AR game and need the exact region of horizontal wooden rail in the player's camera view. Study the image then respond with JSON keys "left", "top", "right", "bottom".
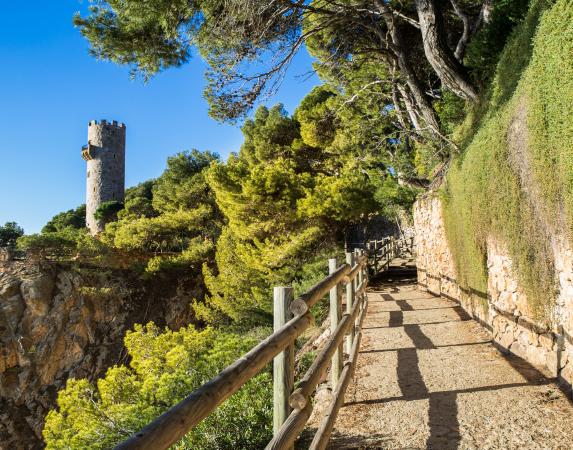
{"left": 289, "top": 293, "right": 363, "bottom": 409}
{"left": 309, "top": 329, "right": 364, "bottom": 450}
{"left": 265, "top": 403, "right": 313, "bottom": 450}
{"left": 343, "top": 261, "right": 365, "bottom": 284}
{"left": 290, "top": 264, "right": 351, "bottom": 316}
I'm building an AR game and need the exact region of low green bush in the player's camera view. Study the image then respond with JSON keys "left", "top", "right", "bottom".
{"left": 43, "top": 323, "right": 272, "bottom": 450}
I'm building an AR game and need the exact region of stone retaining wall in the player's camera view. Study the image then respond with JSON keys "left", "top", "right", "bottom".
{"left": 414, "top": 194, "right": 573, "bottom": 396}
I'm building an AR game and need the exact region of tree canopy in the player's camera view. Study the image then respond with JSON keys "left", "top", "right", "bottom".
{"left": 42, "top": 205, "right": 86, "bottom": 233}
{"left": 0, "top": 222, "right": 24, "bottom": 247}
{"left": 198, "top": 94, "right": 417, "bottom": 323}
{"left": 75, "top": 1, "right": 493, "bottom": 140}
{"left": 102, "top": 149, "right": 222, "bottom": 273}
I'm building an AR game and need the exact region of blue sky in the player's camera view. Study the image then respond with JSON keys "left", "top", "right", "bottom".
{"left": 0, "top": 1, "right": 320, "bottom": 233}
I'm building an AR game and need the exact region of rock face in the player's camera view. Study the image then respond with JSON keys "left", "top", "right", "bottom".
{"left": 0, "top": 260, "right": 200, "bottom": 449}
{"left": 414, "top": 194, "right": 573, "bottom": 396}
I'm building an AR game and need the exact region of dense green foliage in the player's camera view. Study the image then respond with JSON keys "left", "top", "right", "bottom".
{"left": 102, "top": 150, "right": 222, "bottom": 273}
{"left": 94, "top": 200, "right": 124, "bottom": 223}
{"left": 0, "top": 221, "right": 24, "bottom": 247}
{"left": 198, "top": 93, "right": 413, "bottom": 324}
{"left": 16, "top": 205, "right": 88, "bottom": 258}
{"left": 42, "top": 204, "right": 86, "bottom": 233}
{"left": 43, "top": 323, "right": 272, "bottom": 449}
{"left": 441, "top": 0, "right": 572, "bottom": 319}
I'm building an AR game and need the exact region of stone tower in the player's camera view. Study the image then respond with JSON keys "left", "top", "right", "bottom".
{"left": 82, "top": 120, "right": 126, "bottom": 235}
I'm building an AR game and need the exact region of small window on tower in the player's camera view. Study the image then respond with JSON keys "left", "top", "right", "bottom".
{"left": 87, "top": 171, "right": 90, "bottom": 178}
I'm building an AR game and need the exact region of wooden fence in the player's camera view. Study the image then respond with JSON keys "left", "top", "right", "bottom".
{"left": 115, "top": 236, "right": 413, "bottom": 450}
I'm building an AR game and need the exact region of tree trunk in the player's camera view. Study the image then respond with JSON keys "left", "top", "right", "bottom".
{"left": 396, "top": 84, "right": 422, "bottom": 131}
{"left": 374, "top": 1, "right": 441, "bottom": 133}
{"left": 451, "top": 0, "right": 494, "bottom": 61}
{"left": 415, "top": 0, "right": 478, "bottom": 102}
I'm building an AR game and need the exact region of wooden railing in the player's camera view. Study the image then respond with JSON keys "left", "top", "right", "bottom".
{"left": 116, "top": 237, "right": 413, "bottom": 450}
{"left": 366, "top": 236, "right": 414, "bottom": 274}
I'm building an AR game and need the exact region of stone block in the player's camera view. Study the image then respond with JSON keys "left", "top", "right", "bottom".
{"left": 545, "top": 351, "right": 559, "bottom": 377}
{"left": 20, "top": 276, "right": 54, "bottom": 317}
{"left": 497, "top": 291, "right": 514, "bottom": 310}
{"left": 560, "top": 361, "right": 573, "bottom": 386}
{"left": 497, "top": 330, "right": 515, "bottom": 349}
{"left": 510, "top": 341, "right": 527, "bottom": 359}
{"left": 518, "top": 330, "right": 533, "bottom": 347}
{"left": 539, "top": 333, "right": 554, "bottom": 350}
{"left": 526, "top": 345, "right": 547, "bottom": 369}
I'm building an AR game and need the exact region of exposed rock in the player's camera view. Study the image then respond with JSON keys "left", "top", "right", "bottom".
{"left": 0, "top": 260, "right": 202, "bottom": 449}
{"left": 539, "top": 333, "right": 554, "bottom": 350}
{"left": 19, "top": 276, "right": 54, "bottom": 317}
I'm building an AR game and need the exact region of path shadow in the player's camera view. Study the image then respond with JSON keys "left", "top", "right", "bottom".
{"left": 428, "top": 392, "right": 460, "bottom": 450}
{"left": 384, "top": 306, "right": 458, "bottom": 448}
{"left": 360, "top": 340, "right": 491, "bottom": 354}
{"left": 396, "top": 300, "right": 414, "bottom": 311}
{"left": 397, "top": 348, "right": 429, "bottom": 400}
{"left": 452, "top": 305, "right": 472, "bottom": 321}
{"left": 404, "top": 324, "right": 436, "bottom": 350}
{"left": 382, "top": 301, "right": 461, "bottom": 449}
{"left": 388, "top": 311, "right": 403, "bottom": 327}
{"left": 397, "top": 323, "right": 457, "bottom": 448}
{"left": 364, "top": 319, "right": 469, "bottom": 330}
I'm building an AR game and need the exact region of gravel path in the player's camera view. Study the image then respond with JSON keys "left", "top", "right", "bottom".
{"left": 326, "top": 269, "right": 573, "bottom": 449}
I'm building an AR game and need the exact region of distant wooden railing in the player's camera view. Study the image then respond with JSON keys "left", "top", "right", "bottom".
{"left": 116, "top": 237, "right": 413, "bottom": 450}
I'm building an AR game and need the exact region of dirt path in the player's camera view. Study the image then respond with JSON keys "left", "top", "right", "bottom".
{"left": 327, "top": 266, "right": 573, "bottom": 449}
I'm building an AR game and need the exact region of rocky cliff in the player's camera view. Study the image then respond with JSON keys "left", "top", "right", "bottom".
{"left": 0, "top": 259, "right": 201, "bottom": 449}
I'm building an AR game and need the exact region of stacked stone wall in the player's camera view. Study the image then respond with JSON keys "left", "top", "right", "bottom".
{"left": 414, "top": 195, "right": 573, "bottom": 395}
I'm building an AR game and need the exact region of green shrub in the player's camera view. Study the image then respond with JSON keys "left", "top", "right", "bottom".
{"left": 17, "top": 228, "right": 82, "bottom": 256}
{"left": 43, "top": 323, "right": 272, "bottom": 449}
{"left": 0, "top": 221, "right": 24, "bottom": 247}
{"left": 94, "top": 200, "right": 124, "bottom": 222}
{"left": 42, "top": 205, "right": 86, "bottom": 233}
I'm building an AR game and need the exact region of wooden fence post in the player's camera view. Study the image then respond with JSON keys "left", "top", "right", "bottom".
{"left": 365, "top": 242, "right": 371, "bottom": 276}
{"left": 273, "top": 286, "right": 294, "bottom": 437}
{"left": 357, "top": 250, "right": 363, "bottom": 288}
{"left": 329, "top": 258, "right": 342, "bottom": 389}
{"left": 353, "top": 249, "right": 360, "bottom": 292}
{"left": 373, "top": 241, "right": 378, "bottom": 274}
{"left": 345, "top": 252, "right": 355, "bottom": 354}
